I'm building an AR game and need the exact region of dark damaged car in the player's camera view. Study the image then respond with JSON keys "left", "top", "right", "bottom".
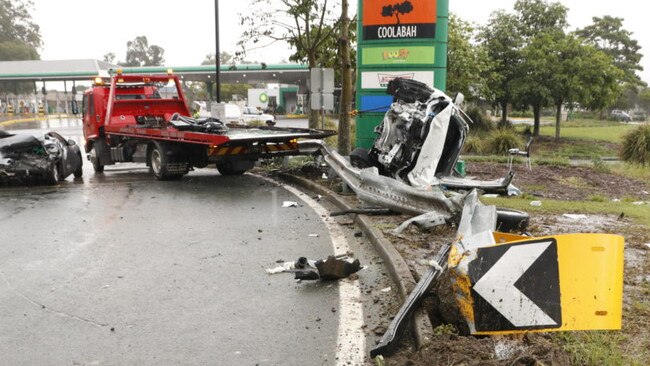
{"left": 0, "top": 131, "right": 83, "bottom": 185}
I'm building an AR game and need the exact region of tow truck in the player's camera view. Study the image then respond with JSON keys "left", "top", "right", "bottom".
{"left": 82, "top": 70, "right": 334, "bottom": 179}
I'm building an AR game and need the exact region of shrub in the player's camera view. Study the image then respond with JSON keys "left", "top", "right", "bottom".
{"left": 462, "top": 136, "right": 484, "bottom": 154}
{"left": 485, "top": 128, "right": 522, "bottom": 155}
{"left": 465, "top": 107, "right": 494, "bottom": 132}
{"left": 619, "top": 124, "right": 650, "bottom": 165}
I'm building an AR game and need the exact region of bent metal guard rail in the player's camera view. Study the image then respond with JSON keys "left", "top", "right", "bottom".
{"left": 298, "top": 140, "right": 465, "bottom": 217}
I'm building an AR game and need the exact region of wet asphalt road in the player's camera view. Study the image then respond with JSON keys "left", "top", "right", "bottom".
{"left": 0, "top": 118, "right": 392, "bottom": 365}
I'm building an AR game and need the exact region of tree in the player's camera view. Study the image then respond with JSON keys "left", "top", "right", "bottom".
{"left": 239, "top": 0, "right": 340, "bottom": 129}
{"left": 103, "top": 52, "right": 116, "bottom": 64}
{"left": 479, "top": 10, "right": 522, "bottom": 126}
{"left": 639, "top": 88, "right": 650, "bottom": 113}
{"left": 510, "top": 0, "right": 568, "bottom": 136}
{"left": 513, "top": 35, "right": 554, "bottom": 136}
{"left": 0, "top": 0, "right": 41, "bottom": 50}
{"left": 546, "top": 35, "right": 621, "bottom": 141}
{"left": 446, "top": 13, "right": 489, "bottom": 101}
{"left": 0, "top": 0, "right": 42, "bottom": 94}
{"left": 575, "top": 16, "right": 645, "bottom": 86}
{"left": 123, "top": 36, "right": 165, "bottom": 67}
{"left": 202, "top": 52, "right": 234, "bottom": 66}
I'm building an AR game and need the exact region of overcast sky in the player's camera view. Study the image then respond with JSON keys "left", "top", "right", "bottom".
{"left": 32, "top": 0, "right": 649, "bottom": 82}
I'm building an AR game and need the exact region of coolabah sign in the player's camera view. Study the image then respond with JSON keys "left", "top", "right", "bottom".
{"left": 361, "top": 71, "right": 434, "bottom": 89}
{"left": 362, "top": 0, "right": 437, "bottom": 41}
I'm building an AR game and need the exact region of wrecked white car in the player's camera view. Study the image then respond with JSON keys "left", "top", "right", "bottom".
{"left": 351, "top": 78, "right": 514, "bottom": 192}
{"left": 0, "top": 131, "right": 83, "bottom": 185}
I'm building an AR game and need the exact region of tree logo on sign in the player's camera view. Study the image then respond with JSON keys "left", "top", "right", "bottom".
{"left": 381, "top": 1, "right": 414, "bottom": 25}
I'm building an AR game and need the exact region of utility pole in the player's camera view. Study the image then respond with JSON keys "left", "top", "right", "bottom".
{"left": 338, "top": 0, "right": 352, "bottom": 155}
{"left": 215, "top": 0, "right": 221, "bottom": 102}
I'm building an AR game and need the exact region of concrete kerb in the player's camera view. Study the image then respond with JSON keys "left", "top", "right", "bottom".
{"left": 277, "top": 173, "right": 433, "bottom": 351}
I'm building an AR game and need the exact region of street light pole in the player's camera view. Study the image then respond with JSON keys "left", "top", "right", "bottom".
{"left": 215, "top": 0, "right": 221, "bottom": 103}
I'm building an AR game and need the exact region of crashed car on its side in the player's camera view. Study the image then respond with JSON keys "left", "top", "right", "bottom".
{"left": 351, "top": 78, "right": 513, "bottom": 193}
{"left": 0, "top": 131, "right": 83, "bottom": 185}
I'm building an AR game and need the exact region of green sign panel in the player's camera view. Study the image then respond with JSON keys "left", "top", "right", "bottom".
{"left": 355, "top": 0, "right": 449, "bottom": 148}
{"left": 362, "top": 46, "right": 435, "bottom": 66}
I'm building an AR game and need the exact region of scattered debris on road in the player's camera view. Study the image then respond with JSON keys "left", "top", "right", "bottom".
{"left": 282, "top": 201, "right": 298, "bottom": 208}
{"left": 265, "top": 254, "right": 362, "bottom": 281}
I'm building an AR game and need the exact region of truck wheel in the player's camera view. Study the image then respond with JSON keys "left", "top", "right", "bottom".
{"left": 90, "top": 145, "right": 104, "bottom": 173}
{"left": 216, "top": 162, "right": 246, "bottom": 175}
{"left": 149, "top": 142, "right": 184, "bottom": 181}
{"left": 45, "top": 163, "right": 60, "bottom": 185}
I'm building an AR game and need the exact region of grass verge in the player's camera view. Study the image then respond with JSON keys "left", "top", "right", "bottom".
{"left": 481, "top": 196, "right": 650, "bottom": 227}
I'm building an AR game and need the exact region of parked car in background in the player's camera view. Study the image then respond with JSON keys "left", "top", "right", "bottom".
{"left": 610, "top": 109, "right": 632, "bottom": 122}
{"left": 0, "top": 131, "right": 83, "bottom": 185}
{"left": 242, "top": 106, "right": 276, "bottom": 126}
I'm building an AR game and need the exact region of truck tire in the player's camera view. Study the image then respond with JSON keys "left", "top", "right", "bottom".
{"left": 90, "top": 145, "right": 104, "bottom": 173}
{"left": 149, "top": 142, "right": 183, "bottom": 181}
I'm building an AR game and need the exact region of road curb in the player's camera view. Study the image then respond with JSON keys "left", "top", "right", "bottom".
{"left": 278, "top": 173, "right": 433, "bottom": 351}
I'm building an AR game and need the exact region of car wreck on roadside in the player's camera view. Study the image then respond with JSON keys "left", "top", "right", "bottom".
{"left": 0, "top": 131, "right": 83, "bottom": 185}
{"left": 351, "top": 78, "right": 514, "bottom": 192}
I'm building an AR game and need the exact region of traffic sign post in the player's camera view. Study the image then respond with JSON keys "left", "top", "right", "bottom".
{"left": 446, "top": 233, "right": 625, "bottom": 334}
{"left": 310, "top": 67, "right": 334, "bottom": 129}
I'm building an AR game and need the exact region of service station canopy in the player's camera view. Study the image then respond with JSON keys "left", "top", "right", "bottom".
{"left": 0, "top": 59, "right": 310, "bottom": 90}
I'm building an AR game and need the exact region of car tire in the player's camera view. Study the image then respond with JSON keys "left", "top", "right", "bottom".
{"left": 266, "top": 120, "right": 276, "bottom": 127}
{"left": 350, "top": 147, "right": 377, "bottom": 169}
{"left": 45, "top": 163, "right": 60, "bottom": 185}
{"left": 496, "top": 208, "right": 530, "bottom": 233}
{"left": 216, "top": 161, "right": 247, "bottom": 175}
{"left": 73, "top": 152, "right": 83, "bottom": 178}
{"left": 90, "top": 144, "right": 104, "bottom": 173}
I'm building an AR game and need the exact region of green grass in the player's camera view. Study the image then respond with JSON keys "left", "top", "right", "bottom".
{"left": 537, "top": 124, "right": 638, "bottom": 143}
{"left": 553, "top": 332, "right": 643, "bottom": 366}
{"left": 463, "top": 155, "right": 571, "bottom": 166}
{"left": 480, "top": 196, "right": 650, "bottom": 226}
{"left": 611, "top": 163, "right": 650, "bottom": 181}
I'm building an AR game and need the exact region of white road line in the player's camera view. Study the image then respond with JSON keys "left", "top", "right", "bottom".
{"left": 274, "top": 180, "right": 366, "bottom": 366}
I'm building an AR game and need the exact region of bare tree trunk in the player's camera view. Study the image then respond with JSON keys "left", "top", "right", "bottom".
{"left": 308, "top": 55, "right": 320, "bottom": 129}
{"left": 533, "top": 103, "right": 541, "bottom": 136}
{"left": 338, "top": 0, "right": 351, "bottom": 155}
{"left": 500, "top": 103, "right": 508, "bottom": 127}
{"left": 555, "top": 101, "right": 562, "bottom": 142}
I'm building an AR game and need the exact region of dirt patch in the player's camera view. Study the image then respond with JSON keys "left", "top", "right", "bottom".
{"left": 467, "top": 162, "right": 650, "bottom": 201}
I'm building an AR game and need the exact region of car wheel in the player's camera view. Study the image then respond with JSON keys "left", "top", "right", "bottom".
{"left": 266, "top": 120, "right": 275, "bottom": 127}
{"left": 73, "top": 152, "right": 83, "bottom": 178}
{"left": 350, "top": 147, "right": 377, "bottom": 169}
{"left": 45, "top": 163, "right": 60, "bottom": 185}
{"left": 216, "top": 161, "right": 247, "bottom": 175}
{"left": 90, "top": 145, "right": 104, "bottom": 173}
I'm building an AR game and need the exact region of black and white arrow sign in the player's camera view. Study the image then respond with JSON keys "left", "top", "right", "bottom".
{"left": 469, "top": 239, "right": 562, "bottom": 332}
